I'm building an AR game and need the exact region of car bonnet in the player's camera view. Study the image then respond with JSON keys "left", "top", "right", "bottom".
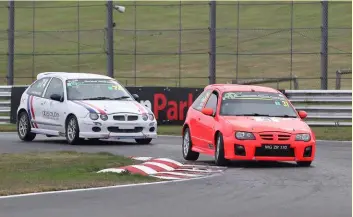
{"left": 70, "top": 100, "right": 150, "bottom": 115}
{"left": 222, "top": 116, "right": 311, "bottom": 133}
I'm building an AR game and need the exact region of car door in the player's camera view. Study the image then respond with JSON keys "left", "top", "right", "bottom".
{"left": 188, "top": 90, "right": 212, "bottom": 147}
{"left": 41, "top": 77, "right": 66, "bottom": 132}
{"left": 198, "top": 90, "right": 219, "bottom": 151}
{"left": 25, "top": 77, "right": 51, "bottom": 129}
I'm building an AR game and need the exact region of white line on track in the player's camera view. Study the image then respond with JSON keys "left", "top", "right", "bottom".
{"left": 156, "top": 171, "right": 203, "bottom": 177}
{"left": 0, "top": 173, "right": 222, "bottom": 200}
{"left": 149, "top": 175, "right": 183, "bottom": 180}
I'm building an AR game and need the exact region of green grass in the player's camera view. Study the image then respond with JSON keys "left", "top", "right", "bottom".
{"left": 0, "top": 124, "right": 351, "bottom": 141}
{"left": 0, "top": 1, "right": 351, "bottom": 89}
{"left": 0, "top": 151, "right": 157, "bottom": 196}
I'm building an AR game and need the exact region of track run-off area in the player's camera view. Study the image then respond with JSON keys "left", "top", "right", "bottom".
{"left": 0, "top": 132, "right": 351, "bottom": 217}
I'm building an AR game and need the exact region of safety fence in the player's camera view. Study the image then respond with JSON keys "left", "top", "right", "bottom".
{"left": 0, "top": 86, "right": 351, "bottom": 126}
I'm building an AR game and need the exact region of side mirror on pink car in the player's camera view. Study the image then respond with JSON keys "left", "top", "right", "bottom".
{"left": 201, "top": 108, "right": 214, "bottom": 116}
{"left": 298, "top": 110, "right": 307, "bottom": 119}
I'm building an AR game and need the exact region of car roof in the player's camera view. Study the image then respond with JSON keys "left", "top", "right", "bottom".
{"left": 36, "top": 72, "right": 112, "bottom": 81}
{"left": 204, "top": 84, "right": 280, "bottom": 93}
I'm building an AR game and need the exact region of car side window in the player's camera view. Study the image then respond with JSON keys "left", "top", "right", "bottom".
{"left": 27, "top": 77, "right": 51, "bottom": 97}
{"left": 204, "top": 92, "right": 218, "bottom": 114}
{"left": 191, "top": 90, "right": 212, "bottom": 111}
{"left": 44, "top": 77, "right": 64, "bottom": 99}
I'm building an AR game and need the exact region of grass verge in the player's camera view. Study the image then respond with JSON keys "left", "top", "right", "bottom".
{"left": 0, "top": 124, "right": 351, "bottom": 141}
{"left": 0, "top": 151, "right": 158, "bottom": 196}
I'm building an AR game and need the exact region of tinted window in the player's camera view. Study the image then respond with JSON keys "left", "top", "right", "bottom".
{"left": 44, "top": 78, "right": 64, "bottom": 99}
{"left": 27, "top": 77, "right": 51, "bottom": 97}
{"left": 220, "top": 91, "right": 298, "bottom": 117}
{"left": 66, "top": 79, "right": 132, "bottom": 100}
{"left": 191, "top": 90, "right": 212, "bottom": 111}
{"left": 204, "top": 93, "right": 218, "bottom": 112}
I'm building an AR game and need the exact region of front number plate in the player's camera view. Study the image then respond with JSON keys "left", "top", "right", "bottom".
{"left": 263, "top": 144, "right": 290, "bottom": 150}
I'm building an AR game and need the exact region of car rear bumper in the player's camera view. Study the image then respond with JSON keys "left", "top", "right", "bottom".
{"left": 222, "top": 134, "right": 316, "bottom": 162}
{"left": 77, "top": 118, "right": 158, "bottom": 140}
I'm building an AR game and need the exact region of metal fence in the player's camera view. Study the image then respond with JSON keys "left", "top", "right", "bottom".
{"left": 0, "top": 87, "right": 351, "bottom": 126}
{"left": 0, "top": 1, "right": 351, "bottom": 89}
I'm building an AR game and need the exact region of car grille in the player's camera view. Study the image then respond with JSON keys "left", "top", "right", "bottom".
{"left": 113, "top": 115, "right": 139, "bottom": 121}
{"left": 278, "top": 134, "right": 291, "bottom": 141}
{"left": 259, "top": 133, "right": 273, "bottom": 140}
{"left": 255, "top": 144, "right": 295, "bottom": 157}
{"left": 259, "top": 133, "right": 291, "bottom": 141}
{"left": 107, "top": 127, "right": 143, "bottom": 133}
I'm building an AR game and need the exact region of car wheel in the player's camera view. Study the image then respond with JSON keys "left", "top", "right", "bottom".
{"left": 296, "top": 161, "right": 312, "bottom": 167}
{"left": 215, "top": 133, "right": 229, "bottom": 166}
{"left": 135, "top": 138, "right": 152, "bottom": 144}
{"left": 17, "top": 111, "right": 36, "bottom": 141}
{"left": 65, "top": 115, "right": 81, "bottom": 145}
{"left": 182, "top": 127, "right": 199, "bottom": 161}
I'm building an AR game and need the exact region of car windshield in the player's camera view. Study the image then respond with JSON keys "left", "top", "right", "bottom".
{"left": 66, "top": 79, "right": 133, "bottom": 100}
{"left": 219, "top": 91, "right": 298, "bottom": 118}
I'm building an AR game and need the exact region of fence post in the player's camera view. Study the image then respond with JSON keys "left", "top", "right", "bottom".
{"left": 320, "top": 0, "right": 328, "bottom": 90}
{"left": 106, "top": 0, "right": 114, "bottom": 78}
{"left": 290, "top": 1, "right": 294, "bottom": 89}
{"left": 7, "top": 0, "right": 14, "bottom": 85}
{"left": 235, "top": 1, "right": 240, "bottom": 83}
{"left": 209, "top": 0, "right": 216, "bottom": 84}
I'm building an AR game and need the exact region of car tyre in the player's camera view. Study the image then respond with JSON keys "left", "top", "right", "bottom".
{"left": 17, "top": 111, "right": 36, "bottom": 141}
{"left": 215, "top": 133, "right": 229, "bottom": 166}
{"left": 65, "top": 115, "right": 82, "bottom": 145}
{"left": 135, "top": 138, "right": 152, "bottom": 144}
{"left": 296, "top": 161, "right": 312, "bottom": 167}
{"left": 182, "top": 127, "right": 199, "bottom": 161}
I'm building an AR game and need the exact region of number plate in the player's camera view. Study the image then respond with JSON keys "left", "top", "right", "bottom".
{"left": 262, "top": 144, "right": 290, "bottom": 150}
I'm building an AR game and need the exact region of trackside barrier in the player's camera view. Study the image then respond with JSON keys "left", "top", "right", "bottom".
{"left": 232, "top": 76, "right": 299, "bottom": 90}
{"left": 283, "top": 90, "right": 352, "bottom": 126}
{"left": 1, "top": 86, "right": 352, "bottom": 126}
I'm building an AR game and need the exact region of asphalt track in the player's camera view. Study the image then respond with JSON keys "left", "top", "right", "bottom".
{"left": 0, "top": 133, "right": 351, "bottom": 217}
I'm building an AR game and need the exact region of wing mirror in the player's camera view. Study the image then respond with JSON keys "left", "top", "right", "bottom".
{"left": 298, "top": 110, "right": 307, "bottom": 119}
{"left": 50, "top": 94, "right": 63, "bottom": 102}
{"left": 132, "top": 94, "right": 139, "bottom": 100}
{"left": 201, "top": 108, "right": 214, "bottom": 116}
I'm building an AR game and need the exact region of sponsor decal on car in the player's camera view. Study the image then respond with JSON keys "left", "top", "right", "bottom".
{"left": 42, "top": 110, "right": 60, "bottom": 120}
{"left": 253, "top": 117, "right": 280, "bottom": 122}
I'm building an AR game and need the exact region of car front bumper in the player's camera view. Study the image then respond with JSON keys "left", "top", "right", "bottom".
{"left": 222, "top": 134, "right": 315, "bottom": 162}
{"left": 77, "top": 118, "right": 158, "bottom": 140}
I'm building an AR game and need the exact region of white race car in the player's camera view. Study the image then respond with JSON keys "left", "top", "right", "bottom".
{"left": 16, "top": 72, "right": 158, "bottom": 145}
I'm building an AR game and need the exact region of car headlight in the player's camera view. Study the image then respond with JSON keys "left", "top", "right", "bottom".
{"left": 235, "top": 131, "right": 255, "bottom": 140}
{"left": 89, "top": 113, "right": 99, "bottom": 120}
{"left": 295, "top": 133, "right": 311, "bottom": 141}
{"left": 148, "top": 113, "right": 154, "bottom": 120}
{"left": 142, "top": 114, "right": 148, "bottom": 121}
{"left": 100, "top": 114, "right": 108, "bottom": 121}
